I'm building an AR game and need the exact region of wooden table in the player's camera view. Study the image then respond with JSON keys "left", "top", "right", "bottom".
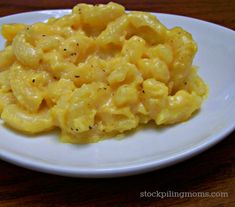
{"left": 0, "top": 1, "right": 234, "bottom": 206}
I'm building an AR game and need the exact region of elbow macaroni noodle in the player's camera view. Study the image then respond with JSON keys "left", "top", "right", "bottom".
{"left": 0, "top": 3, "right": 208, "bottom": 143}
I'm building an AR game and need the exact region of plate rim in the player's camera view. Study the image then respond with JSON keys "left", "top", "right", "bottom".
{"left": 1, "top": 9, "right": 234, "bottom": 33}
{"left": 0, "top": 10, "right": 234, "bottom": 178}
{"left": 1, "top": 122, "right": 234, "bottom": 178}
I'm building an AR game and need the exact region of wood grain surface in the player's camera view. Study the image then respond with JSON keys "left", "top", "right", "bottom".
{"left": 0, "top": 0, "right": 234, "bottom": 206}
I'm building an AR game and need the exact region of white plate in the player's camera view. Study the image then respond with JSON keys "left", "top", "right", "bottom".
{"left": 0, "top": 10, "right": 234, "bottom": 178}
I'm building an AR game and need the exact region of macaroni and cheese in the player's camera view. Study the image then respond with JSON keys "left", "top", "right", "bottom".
{"left": 0, "top": 3, "right": 208, "bottom": 143}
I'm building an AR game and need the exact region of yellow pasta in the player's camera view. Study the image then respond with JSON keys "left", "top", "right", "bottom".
{"left": 0, "top": 2, "right": 208, "bottom": 143}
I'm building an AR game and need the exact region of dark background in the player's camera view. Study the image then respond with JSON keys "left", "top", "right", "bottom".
{"left": 0, "top": 0, "right": 234, "bottom": 206}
